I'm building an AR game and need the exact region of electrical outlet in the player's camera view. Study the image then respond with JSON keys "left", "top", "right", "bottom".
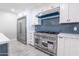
{"left": 73, "top": 26, "right": 77, "bottom": 31}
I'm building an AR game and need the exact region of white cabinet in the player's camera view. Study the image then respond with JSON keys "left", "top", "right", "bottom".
{"left": 69, "top": 4, "right": 79, "bottom": 23}
{"left": 60, "top": 4, "right": 69, "bottom": 23}
{"left": 32, "top": 17, "right": 41, "bottom": 25}
{"left": 64, "top": 37, "right": 79, "bottom": 56}
{"left": 57, "top": 36, "right": 71, "bottom": 56}
{"left": 60, "top": 3, "right": 79, "bottom": 23}
{"left": 64, "top": 37, "right": 71, "bottom": 56}
{"left": 69, "top": 38, "right": 79, "bottom": 56}
{"left": 31, "top": 10, "right": 42, "bottom": 25}
{"left": 57, "top": 33, "right": 79, "bottom": 56}
{"left": 57, "top": 36, "right": 65, "bottom": 56}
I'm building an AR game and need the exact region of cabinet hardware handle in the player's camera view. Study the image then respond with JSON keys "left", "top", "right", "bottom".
{"left": 67, "top": 19, "right": 70, "bottom": 21}
{"left": 59, "top": 37, "right": 63, "bottom": 38}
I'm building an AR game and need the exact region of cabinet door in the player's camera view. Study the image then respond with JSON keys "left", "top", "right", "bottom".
{"left": 31, "top": 10, "right": 41, "bottom": 25}
{"left": 60, "top": 3, "right": 69, "bottom": 23}
{"left": 69, "top": 3, "right": 79, "bottom": 23}
{"left": 57, "top": 37, "right": 71, "bottom": 56}
{"left": 70, "top": 38, "right": 79, "bottom": 56}
{"left": 64, "top": 38, "right": 71, "bottom": 56}
{"left": 57, "top": 37, "right": 65, "bottom": 56}
{"left": 58, "top": 36, "right": 79, "bottom": 56}
{"left": 64, "top": 37, "right": 79, "bottom": 56}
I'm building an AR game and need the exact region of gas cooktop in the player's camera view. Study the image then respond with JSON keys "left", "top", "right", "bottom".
{"left": 35, "top": 31, "right": 59, "bottom": 35}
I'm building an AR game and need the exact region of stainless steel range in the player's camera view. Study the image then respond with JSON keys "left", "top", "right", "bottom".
{"left": 34, "top": 32, "right": 58, "bottom": 56}
{"left": 34, "top": 7, "right": 59, "bottom": 56}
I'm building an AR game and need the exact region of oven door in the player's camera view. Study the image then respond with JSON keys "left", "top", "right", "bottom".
{"left": 41, "top": 35, "right": 48, "bottom": 50}
{"left": 35, "top": 38, "right": 40, "bottom": 45}
{"left": 41, "top": 41, "right": 48, "bottom": 49}
{"left": 34, "top": 35, "right": 41, "bottom": 47}
{"left": 47, "top": 41, "right": 57, "bottom": 54}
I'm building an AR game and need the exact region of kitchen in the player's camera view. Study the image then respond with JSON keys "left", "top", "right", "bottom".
{"left": 0, "top": 3, "right": 79, "bottom": 56}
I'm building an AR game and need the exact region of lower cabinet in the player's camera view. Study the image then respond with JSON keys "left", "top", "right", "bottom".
{"left": 0, "top": 43, "right": 8, "bottom": 56}
{"left": 57, "top": 37, "right": 65, "bottom": 56}
{"left": 69, "top": 38, "right": 79, "bottom": 56}
{"left": 57, "top": 36, "right": 79, "bottom": 56}
{"left": 63, "top": 37, "right": 71, "bottom": 56}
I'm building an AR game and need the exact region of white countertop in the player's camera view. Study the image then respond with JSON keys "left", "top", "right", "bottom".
{"left": 58, "top": 33, "right": 79, "bottom": 39}
{"left": 0, "top": 33, "right": 10, "bottom": 45}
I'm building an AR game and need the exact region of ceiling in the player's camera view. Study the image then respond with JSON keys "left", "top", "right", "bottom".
{"left": 0, "top": 3, "right": 55, "bottom": 14}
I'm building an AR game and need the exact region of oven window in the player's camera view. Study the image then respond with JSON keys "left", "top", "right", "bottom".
{"left": 42, "top": 42, "right": 48, "bottom": 47}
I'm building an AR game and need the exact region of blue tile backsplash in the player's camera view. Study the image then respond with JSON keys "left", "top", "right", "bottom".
{"left": 35, "top": 17, "right": 79, "bottom": 34}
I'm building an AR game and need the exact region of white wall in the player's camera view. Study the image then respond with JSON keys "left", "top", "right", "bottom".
{"left": 0, "top": 11, "right": 17, "bottom": 39}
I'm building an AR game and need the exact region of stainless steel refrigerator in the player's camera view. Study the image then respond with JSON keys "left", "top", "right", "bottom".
{"left": 17, "top": 16, "right": 27, "bottom": 44}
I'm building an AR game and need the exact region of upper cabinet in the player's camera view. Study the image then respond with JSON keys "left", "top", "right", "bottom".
{"left": 31, "top": 10, "right": 42, "bottom": 25}
{"left": 69, "top": 4, "right": 79, "bottom": 23}
{"left": 60, "top": 4, "right": 69, "bottom": 23}
{"left": 60, "top": 3, "right": 79, "bottom": 23}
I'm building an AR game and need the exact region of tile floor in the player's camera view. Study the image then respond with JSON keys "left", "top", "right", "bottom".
{"left": 9, "top": 39, "right": 49, "bottom": 56}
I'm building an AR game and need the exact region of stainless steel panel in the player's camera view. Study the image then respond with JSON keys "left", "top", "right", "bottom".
{"left": 34, "top": 32, "right": 57, "bottom": 56}
{"left": 17, "top": 16, "right": 27, "bottom": 44}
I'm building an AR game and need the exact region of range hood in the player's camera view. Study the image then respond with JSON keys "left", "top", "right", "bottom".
{"left": 36, "top": 7, "right": 60, "bottom": 19}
